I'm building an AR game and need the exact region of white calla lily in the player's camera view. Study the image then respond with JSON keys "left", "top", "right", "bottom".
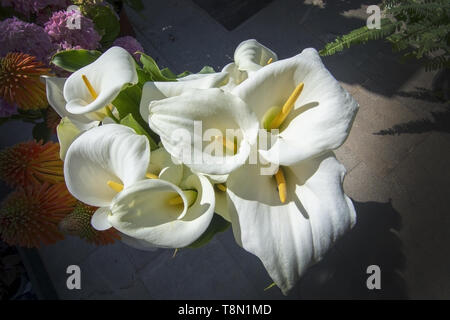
{"left": 64, "top": 124, "right": 150, "bottom": 207}
{"left": 147, "top": 88, "right": 259, "bottom": 175}
{"left": 226, "top": 152, "right": 356, "bottom": 294}
{"left": 44, "top": 75, "right": 99, "bottom": 159}
{"left": 233, "top": 48, "right": 359, "bottom": 166}
{"left": 108, "top": 172, "right": 215, "bottom": 249}
{"left": 220, "top": 39, "right": 277, "bottom": 91}
{"left": 64, "top": 46, "right": 138, "bottom": 117}
{"left": 234, "top": 39, "right": 277, "bottom": 74}
{"left": 139, "top": 72, "right": 229, "bottom": 120}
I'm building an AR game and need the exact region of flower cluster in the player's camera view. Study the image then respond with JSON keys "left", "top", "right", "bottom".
{"left": 0, "top": 17, "right": 55, "bottom": 63}
{"left": 113, "top": 36, "right": 144, "bottom": 61}
{"left": 1, "top": 0, "right": 70, "bottom": 18}
{"left": 44, "top": 10, "right": 101, "bottom": 50}
{"left": 46, "top": 40, "right": 359, "bottom": 294}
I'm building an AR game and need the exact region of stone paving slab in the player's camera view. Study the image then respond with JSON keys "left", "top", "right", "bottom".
{"left": 0, "top": 0, "right": 446, "bottom": 299}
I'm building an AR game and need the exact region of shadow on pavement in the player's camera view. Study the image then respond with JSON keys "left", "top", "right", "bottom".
{"left": 291, "top": 199, "right": 407, "bottom": 299}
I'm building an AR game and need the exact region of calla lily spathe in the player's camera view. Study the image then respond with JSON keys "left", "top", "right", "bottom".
{"left": 139, "top": 72, "right": 229, "bottom": 120}
{"left": 146, "top": 88, "right": 259, "bottom": 175}
{"left": 233, "top": 47, "right": 359, "bottom": 166}
{"left": 64, "top": 124, "right": 150, "bottom": 208}
{"left": 226, "top": 153, "right": 356, "bottom": 294}
{"left": 64, "top": 46, "right": 138, "bottom": 117}
{"left": 44, "top": 76, "right": 99, "bottom": 160}
{"left": 95, "top": 147, "right": 215, "bottom": 249}
{"left": 221, "top": 39, "right": 277, "bottom": 91}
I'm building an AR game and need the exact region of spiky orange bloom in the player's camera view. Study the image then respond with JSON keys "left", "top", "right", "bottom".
{"left": 0, "top": 52, "right": 50, "bottom": 110}
{"left": 59, "top": 202, "right": 121, "bottom": 245}
{"left": 0, "top": 140, "right": 64, "bottom": 188}
{"left": 0, "top": 182, "right": 77, "bottom": 247}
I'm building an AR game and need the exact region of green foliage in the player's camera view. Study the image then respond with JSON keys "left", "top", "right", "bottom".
{"left": 188, "top": 214, "right": 231, "bottom": 248}
{"left": 320, "top": 0, "right": 450, "bottom": 71}
{"left": 86, "top": 5, "right": 121, "bottom": 48}
{"left": 120, "top": 113, "right": 158, "bottom": 150}
{"left": 320, "top": 18, "right": 398, "bottom": 56}
{"left": 198, "top": 66, "right": 216, "bottom": 74}
{"left": 51, "top": 49, "right": 102, "bottom": 72}
{"left": 139, "top": 53, "right": 176, "bottom": 82}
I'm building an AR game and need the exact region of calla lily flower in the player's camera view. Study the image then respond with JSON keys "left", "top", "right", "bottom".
{"left": 44, "top": 76, "right": 100, "bottom": 159}
{"left": 232, "top": 48, "right": 359, "bottom": 166}
{"left": 221, "top": 39, "right": 277, "bottom": 91}
{"left": 226, "top": 152, "right": 356, "bottom": 295}
{"left": 93, "top": 146, "right": 215, "bottom": 249}
{"left": 107, "top": 170, "right": 215, "bottom": 249}
{"left": 139, "top": 72, "right": 229, "bottom": 120}
{"left": 146, "top": 88, "right": 259, "bottom": 175}
{"left": 64, "top": 46, "right": 138, "bottom": 118}
{"left": 64, "top": 123, "right": 150, "bottom": 208}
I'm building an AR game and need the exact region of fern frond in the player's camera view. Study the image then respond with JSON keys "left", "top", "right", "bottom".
{"left": 319, "top": 19, "right": 397, "bottom": 56}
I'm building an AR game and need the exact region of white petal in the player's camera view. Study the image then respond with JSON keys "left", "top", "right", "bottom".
{"left": 220, "top": 62, "right": 247, "bottom": 92}
{"left": 64, "top": 47, "right": 138, "bottom": 115}
{"left": 234, "top": 48, "right": 358, "bottom": 166}
{"left": 139, "top": 72, "right": 228, "bottom": 120}
{"left": 43, "top": 76, "right": 95, "bottom": 124}
{"left": 148, "top": 88, "right": 259, "bottom": 175}
{"left": 64, "top": 124, "right": 150, "bottom": 207}
{"left": 227, "top": 153, "right": 356, "bottom": 294}
{"left": 91, "top": 207, "right": 112, "bottom": 231}
{"left": 108, "top": 174, "right": 215, "bottom": 248}
{"left": 234, "top": 39, "right": 277, "bottom": 74}
{"left": 148, "top": 147, "right": 183, "bottom": 185}
{"left": 57, "top": 117, "right": 99, "bottom": 161}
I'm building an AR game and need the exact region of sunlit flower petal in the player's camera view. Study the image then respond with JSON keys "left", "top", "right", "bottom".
{"left": 64, "top": 124, "right": 150, "bottom": 207}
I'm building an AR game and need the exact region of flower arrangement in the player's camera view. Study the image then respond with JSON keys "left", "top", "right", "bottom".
{"left": 0, "top": 1, "right": 144, "bottom": 247}
{"left": 0, "top": 0, "right": 359, "bottom": 295}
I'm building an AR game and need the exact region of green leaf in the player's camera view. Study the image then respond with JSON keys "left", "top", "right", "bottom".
{"left": 87, "top": 5, "right": 120, "bottom": 48}
{"left": 177, "top": 71, "right": 192, "bottom": 78}
{"left": 188, "top": 214, "right": 231, "bottom": 248}
{"left": 32, "top": 122, "right": 52, "bottom": 142}
{"left": 139, "top": 53, "right": 175, "bottom": 82}
{"left": 198, "top": 66, "right": 216, "bottom": 74}
{"left": 112, "top": 84, "right": 160, "bottom": 145}
{"left": 160, "top": 67, "right": 177, "bottom": 80}
{"left": 51, "top": 49, "right": 102, "bottom": 72}
{"left": 319, "top": 18, "right": 397, "bottom": 56}
{"left": 120, "top": 113, "right": 158, "bottom": 150}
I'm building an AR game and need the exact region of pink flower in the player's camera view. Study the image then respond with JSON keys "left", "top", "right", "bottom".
{"left": 44, "top": 10, "right": 101, "bottom": 51}
{"left": 1, "top": 0, "right": 70, "bottom": 18}
{"left": 113, "top": 36, "right": 144, "bottom": 60}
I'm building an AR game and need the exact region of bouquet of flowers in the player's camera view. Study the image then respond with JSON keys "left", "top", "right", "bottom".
{"left": 0, "top": 0, "right": 359, "bottom": 293}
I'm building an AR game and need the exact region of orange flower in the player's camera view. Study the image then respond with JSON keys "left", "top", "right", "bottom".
{"left": 0, "top": 182, "right": 77, "bottom": 247}
{"left": 0, "top": 140, "right": 64, "bottom": 188}
{"left": 0, "top": 52, "right": 50, "bottom": 110}
{"left": 59, "top": 202, "right": 121, "bottom": 245}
